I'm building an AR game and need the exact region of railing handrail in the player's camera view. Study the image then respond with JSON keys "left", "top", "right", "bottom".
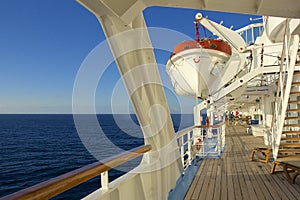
{"left": 176, "top": 126, "right": 195, "bottom": 138}
{"left": 1, "top": 145, "right": 151, "bottom": 200}
{"left": 176, "top": 122, "right": 226, "bottom": 138}
{"left": 175, "top": 121, "right": 226, "bottom": 167}
{"left": 235, "top": 23, "right": 263, "bottom": 34}
{"left": 210, "top": 121, "right": 226, "bottom": 128}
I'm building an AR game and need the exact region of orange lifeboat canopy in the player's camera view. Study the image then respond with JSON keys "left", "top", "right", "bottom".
{"left": 172, "top": 39, "right": 232, "bottom": 57}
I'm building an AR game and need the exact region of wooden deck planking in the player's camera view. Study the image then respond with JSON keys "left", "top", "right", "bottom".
{"left": 237, "top": 136, "right": 276, "bottom": 200}
{"left": 231, "top": 145, "right": 243, "bottom": 199}
{"left": 189, "top": 159, "right": 209, "bottom": 199}
{"left": 235, "top": 135, "right": 271, "bottom": 200}
{"left": 233, "top": 137, "right": 250, "bottom": 200}
{"left": 212, "top": 160, "right": 222, "bottom": 200}
{"left": 225, "top": 155, "right": 235, "bottom": 200}
{"left": 237, "top": 136, "right": 268, "bottom": 200}
{"left": 197, "top": 159, "right": 214, "bottom": 200}
{"left": 206, "top": 157, "right": 219, "bottom": 200}
{"left": 220, "top": 158, "right": 227, "bottom": 200}
{"left": 235, "top": 145, "right": 256, "bottom": 200}
{"left": 186, "top": 159, "right": 207, "bottom": 199}
{"left": 185, "top": 125, "right": 300, "bottom": 200}
{"left": 239, "top": 135, "right": 275, "bottom": 200}
{"left": 184, "top": 159, "right": 207, "bottom": 200}
{"left": 239, "top": 134, "right": 300, "bottom": 200}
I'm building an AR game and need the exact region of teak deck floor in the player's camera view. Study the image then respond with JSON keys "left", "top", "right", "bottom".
{"left": 185, "top": 124, "right": 300, "bottom": 200}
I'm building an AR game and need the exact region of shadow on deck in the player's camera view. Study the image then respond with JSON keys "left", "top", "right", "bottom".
{"left": 185, "top": 124, "right": 300, "bottom": 200}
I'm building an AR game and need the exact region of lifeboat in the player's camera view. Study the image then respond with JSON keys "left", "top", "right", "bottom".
{"left": 264, "top": 16, "right": 300, "bottom": 43}
{"left": 173, "top": 39, "right": 232, "bottom": 56}
{"left": 166, "top": 38, "right": 232, "bottom": 99}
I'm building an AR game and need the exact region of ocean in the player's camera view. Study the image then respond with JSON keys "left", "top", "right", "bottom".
{"left": 0, "top": 114, "right": 193, "bottom": 199}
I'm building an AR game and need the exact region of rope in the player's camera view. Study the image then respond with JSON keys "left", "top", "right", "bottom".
{"left": 169, "top": 53, "right": 176, "bottom": 66}
{"left": 263, "top": 53, "right": 281, "bottom": 59}
{"left": 195, "top": 19, "right": 200, "bottom": 43}
{"left": 260, "top": 43, "right": 264, "bottom": 67}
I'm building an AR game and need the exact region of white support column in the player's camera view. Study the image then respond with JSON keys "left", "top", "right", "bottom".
{"left": 74, "top": 10, "right": 183, "bottom": 199}
{"left": 264, "top": 95, "right": 274, "bottom": 128}
{"left": 194, "top": 103, "right": 203, "bottom": 127}
{"left": 207, "top": 105, "right": 214, "bottom": 139}
{"left": 193, "top": 101, "right": 207, "bottom": 146}
{"left": 261, "top": 95, "right": 266, "bottom": 126}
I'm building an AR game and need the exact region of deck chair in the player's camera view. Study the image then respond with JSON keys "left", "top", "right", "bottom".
{"left": 250, "top": 147, "right": 272, "bottom": 163}
{"left": 271, "top": 160, "right": 300, "bottom": 184}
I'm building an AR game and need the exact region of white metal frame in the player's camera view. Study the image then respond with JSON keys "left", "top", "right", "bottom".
{"left": 176, "top": 122, "right": 226, "bottom": 169}
{"left": 271, "top": 20, "right": 300, "bottom": 159}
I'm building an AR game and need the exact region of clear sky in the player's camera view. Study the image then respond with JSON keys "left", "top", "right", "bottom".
{"left": 0, "top": 0, "right": 261, "bottom": 114}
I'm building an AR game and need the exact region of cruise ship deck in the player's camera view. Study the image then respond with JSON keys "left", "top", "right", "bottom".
{"left": 185, "top": 125, "right": 300, "bottom": 200}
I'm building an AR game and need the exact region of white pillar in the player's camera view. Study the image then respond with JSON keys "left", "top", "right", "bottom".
{"left": 193, "top": 103, "right": 203, "bottom": 140}
{"left": 193, "top": 101, "right": 207, "bottom": 137}
{"left": 193, "top": 101, "right": 207, "bottom": 155}
{"left": 264, "top": 95, "right": 274, "bottom": 128}
{"left": 207, "top": 106, "right": 213, "bottom": 139}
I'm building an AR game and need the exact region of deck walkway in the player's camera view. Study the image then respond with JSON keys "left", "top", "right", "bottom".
{"left": 185, "top": 124, "right": 300, "bottom": 200}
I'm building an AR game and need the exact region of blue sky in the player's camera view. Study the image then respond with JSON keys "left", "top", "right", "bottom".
{"left": 0, "top": 0, "right": 261, "bottom": 114}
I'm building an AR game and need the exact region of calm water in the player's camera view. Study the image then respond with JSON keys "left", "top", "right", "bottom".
{"left": 0, "top": 114, "right": 193, "bottom": 199}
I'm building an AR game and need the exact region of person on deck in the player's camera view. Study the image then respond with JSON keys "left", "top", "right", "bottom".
{"left": 228, "top": 112, "right": 233, "bottom": 124}
{"left": 206, "top": 117, "right": 209, "bottom": 127}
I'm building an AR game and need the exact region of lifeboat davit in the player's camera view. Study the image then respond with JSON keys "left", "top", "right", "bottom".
{"left": 166, "top": 38, "right": 232, "bottom": 99}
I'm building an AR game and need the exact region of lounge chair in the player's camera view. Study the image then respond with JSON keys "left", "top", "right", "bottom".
{"left": 271, "top": 160, "right": 300, "bottom": 184}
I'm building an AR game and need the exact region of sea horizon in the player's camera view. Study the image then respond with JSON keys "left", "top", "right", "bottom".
{"left": 0, "top": 113, "right": 194, "bottom": 199}
{"left": 0, "top": 113, "right": 194, "bottom": 115}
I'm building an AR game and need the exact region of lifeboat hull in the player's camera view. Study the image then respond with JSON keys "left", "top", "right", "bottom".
{"left": 166, "top": 40, "right": 232, "bottom": 99}
{"left": 265, "top": 17, "right": 300, "bottom": 43}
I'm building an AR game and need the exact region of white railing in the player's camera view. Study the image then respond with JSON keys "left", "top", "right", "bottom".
{"left": 271, "top": 19, "right": 299, "bottom": 159}
{"left": 176, "top": 122, "right": 226, "bottom": 169}
{"left": 1, "top": 145, "right": 151, "bottom": 200}
{"left": 196, "top": 123, "right": 226, "bottom": 158}
{"left": 236, "top": 23, "right": 263, "bottom": 45}
{"left": 176, "top": 126, "right": 194, "bottom": 169}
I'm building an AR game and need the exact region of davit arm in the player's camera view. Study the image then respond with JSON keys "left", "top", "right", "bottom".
{"left": 195, "top": 13, "right": 247, "bottom": 53}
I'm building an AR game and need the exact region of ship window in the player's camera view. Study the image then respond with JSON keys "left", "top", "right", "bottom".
{"left": 210, "top": 44, "right": 217, "bottom": 49}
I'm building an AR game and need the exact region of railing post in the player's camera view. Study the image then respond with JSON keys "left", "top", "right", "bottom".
{"left": 187, "top": 131, "right": 191, "bottom": 164}
{"left": 181, "top": 137, "right": 184, "bottom": 167}
{"left": 218, "top": 127, "right": 221, "bottom": 156}
{"left": 251, "top": 27, "right": 254, "bottom": 43}
{"left": 101, "top": 171, "right": 109, "bottom": 191}
{"left": 216, "top": 127, "right": 219, "bottom": 156}
{"left": 201, "top": 128, "right": 205, "bottom": 157}
{"left": 222, "top": 124, "right": 226, "bottom": 149}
